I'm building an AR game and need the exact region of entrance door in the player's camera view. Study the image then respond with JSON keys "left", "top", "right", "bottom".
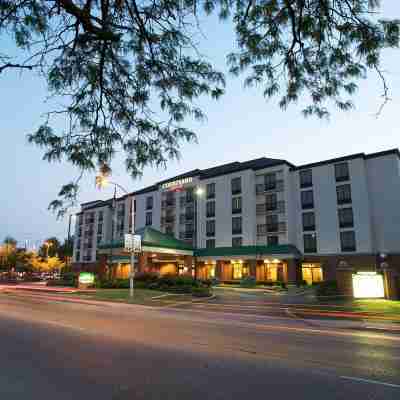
{"left": 302, "top": 263, "right": 323, "bottom": 285}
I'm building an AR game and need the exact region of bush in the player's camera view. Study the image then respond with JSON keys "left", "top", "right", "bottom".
{"left": 200, "top": 278, "right": 220, "bottom": 287}
{"left": 315, "top": 280, "right": 339, "bottom": 298}
{"left": 134, "top": 272, "right": 159, "bottom": 283}
{"left": 46, "top": 279, "right": 75, "bottom": 287}
{"left": 240, "top": 276, "right": 257, "bottom": 288}
{"left": 275, "top": 281, "right": 287, "bottom": 289}
{"left": 158, "top": 274, "right": 197, "bottom": 288}
{"left": 192, "top": 286, "right": 212, "bottom": 298}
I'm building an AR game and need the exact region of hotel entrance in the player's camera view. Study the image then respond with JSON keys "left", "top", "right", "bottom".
{"left": 301, "top": 263, "right": 323, "bottom": 285}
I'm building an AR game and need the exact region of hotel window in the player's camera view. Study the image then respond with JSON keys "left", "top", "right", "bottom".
{"left": 146, "top": 196, "right": 153, "bottom": 210}
{"left": 165, "top": 225, "right": 174, "bottom": 235}
{"left": 336, "top": 184, "right": 352, "bottom": 205}
{"left": 301, "top": 190, "right": 314, "bottom": 209}
{"left": 232, "top": 216, "right": 242, "bottom": 235}
{"left": 340, "top": 230, "right": 356, "bottom": 252}
{"left": 76, "top": 251, "right": 80, "bottom": 262}
{"left": 266, "top": 193, "right": 277, "bottom": 211}
{"left": 186, "top": 188, "right": 194, "bottom": 203}
{"left": 206, "top": 220, "right": 215, "bottom": 237}
{"left": 303, "top": 233, "right": 317, "bottom": 253}
{"left": 257, "top": 224, "right": 267, "bottom": 235}
{"left": 98, "top": 211, "right": 103, "bottom": 221}
{"left": 338, "top": 207, "right": 354, "bottom": 228}
{"left": 206, "top": 183, "right": 215, "bottom": 199}
{"left": 267, "top": 235, "right": 279, "bottom": 246}
{"left": 97, "top": 224, "right": 103, "bottom": 235}
{"left": 145, "top": 212, "right": 152, "bottom": 226}
{"left": 302, "top": 212, "right": 316, "bottom": 231}
{"left": 264, "top": 173, "right": 276, "bottom": 190}
{"left": 231, "top": 177, "right": 242, "bottom": 195}
{"left": 299, "top": 169, "right": 313, "bottom": 188}
{"left": 179, "top": 196, "right": 186, "bottom": 208}
{"left": 232, "top": 237, "right": 242, "bottom": 247}
{"left": 232, "top": 197, "right": 242, "bottom": 214}
{"left": 206, "top": 239, "right": 215, "bottom": 248}
{"left": 232, "top": 263, "right": 249, "bottom": 279}
{"left": 335, "top": 162, "right": 350, "bottom": 182}
{"left": 206, "top": 201, "right": 215, "bottom": 218}
{"left": 266, "top": 214, "right": 278, "bottom": 232}
{"left": 96, "top": 235, "right": 102, "bottom": 244}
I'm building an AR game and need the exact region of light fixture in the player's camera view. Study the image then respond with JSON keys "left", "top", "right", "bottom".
{"left": 352, "top": 271, "right": 385, "bottom": 298}
{"left": 264, "top": 259, "right": 270, "bottom": 264}
{"left": 195, "top": 187, "right": 204, "bottom": 196}
{"left": 273, "top": 258, "right": 280, "bottom": 263}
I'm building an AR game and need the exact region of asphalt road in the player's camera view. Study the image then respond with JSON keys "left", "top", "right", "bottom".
{"left": 0, "top": 292, "right": 399, "bottom": 400}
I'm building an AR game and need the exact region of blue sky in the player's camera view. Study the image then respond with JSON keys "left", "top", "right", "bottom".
{"left": 1, "top": 3, "right": 399, "bottom": 246}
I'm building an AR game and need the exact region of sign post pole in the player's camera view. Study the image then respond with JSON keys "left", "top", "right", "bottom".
{"left": 130, "top": 250, "right": 135, "bottom": 298}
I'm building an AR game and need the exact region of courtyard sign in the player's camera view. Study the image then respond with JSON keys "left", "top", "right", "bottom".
{"left": 160, "top": 177, "right": 193, "bottom": 190}
{"left": 78, "top": 272, "right": 95, "bottom": 285}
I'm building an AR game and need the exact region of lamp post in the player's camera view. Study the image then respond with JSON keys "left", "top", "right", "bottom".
{"left": 95, "top": 173, "right": 135, "bottom": 297}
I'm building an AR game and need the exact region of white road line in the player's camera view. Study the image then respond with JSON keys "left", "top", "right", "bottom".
{"left": 340, "top": 375, "right": 400, "bottom": 388}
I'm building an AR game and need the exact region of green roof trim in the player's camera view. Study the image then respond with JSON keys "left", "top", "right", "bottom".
{"left": 194, "top": 244, "right": 301, "bottom": 258}
{"left": 98, "top": 227, "right": 193, "bottom": 252}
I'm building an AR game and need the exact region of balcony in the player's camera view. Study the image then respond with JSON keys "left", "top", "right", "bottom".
{"left": 266, "top": 222, "right": 286, "bottom": 233}
{"left": 185, "top": 230, "right": 194, "bottom": 239}
{"left": 256, "top": 201, "right": 285, "bottom": 215}
{"left": 185, "top": 212, "right": 195, "bottom": 221}
{"left": 256, "top": 180, "right": 284, "bottom": 195}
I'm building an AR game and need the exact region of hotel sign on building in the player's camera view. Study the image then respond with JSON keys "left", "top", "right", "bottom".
{"left": 159, "top": 177, "right": 193, "bottom": 191}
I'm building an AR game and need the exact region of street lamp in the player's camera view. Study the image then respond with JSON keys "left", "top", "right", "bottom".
{"left": 95, "top": 172, "right": 135, "bottom": 297}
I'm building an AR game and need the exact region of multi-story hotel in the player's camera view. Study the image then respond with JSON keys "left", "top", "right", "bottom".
{"left": 72, "top": 148, "right": 400, "bottom": 290}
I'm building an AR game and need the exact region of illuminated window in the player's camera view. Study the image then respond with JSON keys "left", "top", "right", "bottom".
{"left": 353, "top": 272, "right": 384, "bottom": 298}
{"left": 301, "top": 263, "right": 323, "bottom": 285}
{"left": 232, "top": 263, "right": 248, "bottom": 279}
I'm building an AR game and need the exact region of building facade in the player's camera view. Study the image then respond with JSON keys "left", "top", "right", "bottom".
{"left": 72, "top": 148, "right": 400, "bottom": 292}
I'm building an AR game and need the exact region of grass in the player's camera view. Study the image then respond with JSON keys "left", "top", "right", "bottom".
{"left": 347, "top": 299, "right": 400, "bottom": 314}
{"left": 64, "top": 288, "right": 193, "bottom": 306}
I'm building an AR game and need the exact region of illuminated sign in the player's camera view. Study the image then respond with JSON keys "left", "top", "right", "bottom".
{"left": 160, "top": 177, "right": 193, "bottom": 190}
{"left": 78, "top": 272, "right": 95, "bottom": 285}
{"left": 352, "top": 272, "right": 384, "bottom": 298}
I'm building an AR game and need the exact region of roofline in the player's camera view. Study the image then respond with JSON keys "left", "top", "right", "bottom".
{"left": 292, "top": 148, "right": 399, "bottom": 171}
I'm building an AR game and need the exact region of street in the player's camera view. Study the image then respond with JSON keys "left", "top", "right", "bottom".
{"left": 0, "top": 292, "right": 399, "bottom": 399}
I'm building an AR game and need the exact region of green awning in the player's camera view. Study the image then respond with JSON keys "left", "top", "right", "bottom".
{"left": 194, "top": 244, "right": 301, "bottom": 258}
{"left": 98, "top": 227, "right": 193, "bottom": 252}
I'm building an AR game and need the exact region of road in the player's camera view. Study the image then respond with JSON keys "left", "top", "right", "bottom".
{"left": 0, "top": 291, "right": 399, "bottom": 399}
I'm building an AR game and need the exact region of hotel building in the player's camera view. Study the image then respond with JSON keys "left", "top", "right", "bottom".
{"left": 72, "top": 148, "right": 400, "bottom": 291}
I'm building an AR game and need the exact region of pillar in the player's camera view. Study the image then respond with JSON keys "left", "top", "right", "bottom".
{"left": 184, "top": 255, "right": 193, "bottom": 276}
{"left": 137, "top": 252, "right": 148, "bottom": 274}
{"left": 216, "top": 260, "right": 223, "bottom": 280}
{"left": 286, "top": 259, "right": 298, "bottom": 284}
{"left": 382, "top": 267, "right": 399, "bottom": 300}
{"left": 249, "top": 259, "right": 257, "bottom": 279}
{"left": 336, "top": 265, "right": 354, "bottom": 298}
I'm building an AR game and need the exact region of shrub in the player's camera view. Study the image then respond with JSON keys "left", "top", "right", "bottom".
{"left": 275, "top": 281, "right": 287, "bottom": 289}
{"left": 315, "top": 280, "right": 339, "bottom": 298}
{"left": 134, "top": 272, "right": 159, "bottom": 283}
{"left": 47, "top": 279, "right": 75, "bottom": 287}
{"left": 192, "top": 286, "right": 212, "bottom": 298}
{"left": 240, "top": 276, "right": 257, "bottom": 288}
{"left": 200, "top": 278, "right": 220, "bottom": 287}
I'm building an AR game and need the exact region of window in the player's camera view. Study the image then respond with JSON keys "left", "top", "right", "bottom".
{"left": 186, "top": 189, "right": 194, "bottom": 203}
{"left": 98, "top": 211, "right": 103, "bottom": 221}
{"left": 165, "top": 225, "right": 174, "bottom": 235}
{"left": 264, "top": 173, "right": 276, "bottom": 190}
{"left": 232, "top": 237, "right": 242, "bottom": 247}
{"left": 206, "top": 239, "right": 215, "bottom": 248}
{"left": 303, "top": 233, "right": 317, "bottom": 253}
{"left": 257, "top": 224, "right": 267, "bottom": 235}
{"left": 231, "top": 177, "right": 242, "bottom": 195}
{"left": 206, "top": 183, "right": 215, "bottom": 199}
{"left": 335, "top": 162, "right": 350, "bottom": 182}
{"left": 338, "top": 207, "right": 354, "bottom": 228}
{"left": 232, "top": 197, "right": 242, "bottom": 214}
{"left": 146, "top": 196, "right": 153, "bottom": 210}
{"left": 336, "top": 184, "right": 352, "bottom": 205}
{"left": 267, "top": 235, "right": 279, "bottom": 246}
{"left": 301, "top": 190, "right": 314, "bottom": 209}
{"left": 145, "top": 212, "right": 152, "bottom": 226}
{"left": 266, "top": 214, "right": 278, "bottom": 232}
{"left": 206, "top": 220, "right": 215, "bottom": 237}
{"left": 75, "top": 251, "right": 80, "bottom": 262}
{"left": 266, "top": 193, "right": 277, "bottom": 211}
{"left": 179, "top": 196, "right": 186, "bottom": 208}
{"left": 300, "top": 169, "right": 313, "bottom": 188}
{"left": 232, "top": 263, "right": 249, "bottom": 279}
{"left": 302, "top": 212, "right": 316, "bottom": 231}
{"left": 340, "top": 231, "right": 356, "bottom": 252}
{"left": 232, "top": 216, "right": 242, "bottom": 235}
{"left": 97, "top": 224, "right": 103, "bottom": 235}
{"left": 206, "top": 201, "right": 215, "bottom": 218}
{"left": 96, "top": 235, "right": 102, "bottom": 244}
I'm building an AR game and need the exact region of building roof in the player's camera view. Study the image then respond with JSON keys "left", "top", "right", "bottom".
{"left": 194, "top": 244, "right": 301, "bottom": 258}
{"left": 292, "top": 148, "right": 400, "bottom": 171}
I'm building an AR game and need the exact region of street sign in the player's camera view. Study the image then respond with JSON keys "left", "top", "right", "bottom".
{"left": 124, "top": 234, "right": 142, "bottom": 252}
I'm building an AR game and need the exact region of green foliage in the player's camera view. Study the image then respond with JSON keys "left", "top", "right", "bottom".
{"left": 240, "top": 276, "right": 257, "bottom": 288}
{"left": 192, "top": 286, "right": 212, "bottom": 298}
{"left": 315, "top": 280, "right": 339, "bottom": 298}
{"left": 46, "top": 279, "right": 75, "bottom": 287}
{"left": 0, "top": 1, "right": 398, "bottom": 215}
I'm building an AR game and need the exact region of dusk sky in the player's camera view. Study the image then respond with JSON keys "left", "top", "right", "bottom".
{"left": 1, "top": 3, "right": 399, "bottom": 247}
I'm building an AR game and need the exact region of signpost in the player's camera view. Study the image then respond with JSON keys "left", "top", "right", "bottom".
{"left": 124, "top": 234, "right": 142, "bottom": 298}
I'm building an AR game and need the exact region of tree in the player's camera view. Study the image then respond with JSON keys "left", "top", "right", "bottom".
{"left": 0, "top": 1, "right": 398, "bottom": 214}
{"left": 39, "top": 237, "right": 61, "bottom": 258}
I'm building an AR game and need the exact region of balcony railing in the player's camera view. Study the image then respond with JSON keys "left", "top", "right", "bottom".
{"left": 185, "top": 212, "right": 195, "bottom": 220}
{"left": 256, "top": 180, "right": 284, "bottom": 195}
{"left": 256, "top": 201, "right": 285, "bottom": 215}
{"left": 266, "top": 222, "right": 286, "bottom": 233}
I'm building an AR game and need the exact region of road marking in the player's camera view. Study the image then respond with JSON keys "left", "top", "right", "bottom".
{"left": 44, "top": 320, "right": 86, "bottom": 332}
{"left": 340, "top": 376, "right": 400, "bottom": 388}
